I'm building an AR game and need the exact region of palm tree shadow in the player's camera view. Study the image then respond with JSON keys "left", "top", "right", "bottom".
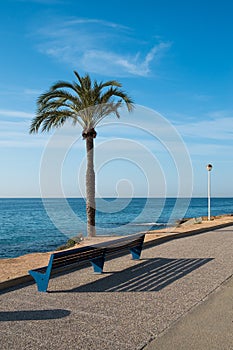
{"left": 51, "top": 257, "right": 213, "bottom": 293}
{"left": 0, "top": 309, "right": 71, "bottom": 322}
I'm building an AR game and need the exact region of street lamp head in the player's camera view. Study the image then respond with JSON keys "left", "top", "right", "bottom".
{"left": 206, "top": 164, "right": 213, "bottom": 171}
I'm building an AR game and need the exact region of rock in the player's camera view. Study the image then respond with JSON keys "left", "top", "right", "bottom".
{"left": 70, "top": 233, "right": 84, "bottom": 243}
{"left": 180, "top": 217, "right": 202, "bottom": 226}
{"left": 56, "top": 233, "right": 84, "bottom": 251}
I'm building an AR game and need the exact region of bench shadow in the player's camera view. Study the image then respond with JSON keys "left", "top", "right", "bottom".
{"left": 51, "top": 257, "right": 213, "bottom": 293}
{"left": 0, "top": 309, "right": 71, "bottom": 322}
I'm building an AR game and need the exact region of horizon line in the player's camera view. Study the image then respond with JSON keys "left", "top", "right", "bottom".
{"left": 0, "top": 196, "right": 232, "bottom": 199}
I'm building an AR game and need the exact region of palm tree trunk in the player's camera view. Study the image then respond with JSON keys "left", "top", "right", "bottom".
{"left": 85, "top": 135, "right": 96, "bottom": 237}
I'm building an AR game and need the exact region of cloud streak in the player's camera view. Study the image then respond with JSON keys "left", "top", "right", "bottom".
{"left": 169, "top": 110, "right": 233, "bottom": 158}
{"left": 35, "top": 17, "right": 171, "bottom": 77}
{"left": 64, "top": 18, "right": 130, "bottom": 31}
{"left": 0, "top": 119, "right": 50, "bottom": 148}
{"left": 175, "top": 115, "right": 233, "bottom": 141}
{"left": 0, "top": 109, "right": 34, "bottom": 119}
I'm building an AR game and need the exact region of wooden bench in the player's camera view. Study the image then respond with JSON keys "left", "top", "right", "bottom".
{"left": 29, "top": 233, "right": 145, "bottom": 292}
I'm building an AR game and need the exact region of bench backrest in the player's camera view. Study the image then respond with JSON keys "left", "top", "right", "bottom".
{"left": 52, "top": 245, "right": 105, "bottom": 270}
{"left": 34, "top": 233, "right": 145, "bottom": 274}
{"left": 52, "top": 233, "right": 145, "bottom": 266}
{"left": 99, "top": 233, "right": 145, "bottom": 255}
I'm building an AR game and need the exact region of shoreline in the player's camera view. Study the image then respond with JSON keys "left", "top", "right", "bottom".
{"left": 1, "top": 214, "right": 233, "bottom": 287}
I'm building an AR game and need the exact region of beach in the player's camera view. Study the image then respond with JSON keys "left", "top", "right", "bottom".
{"left": 1, "top": 214, "right": 233, "bottom": 285}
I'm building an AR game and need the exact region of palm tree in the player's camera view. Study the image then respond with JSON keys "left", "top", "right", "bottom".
{"left": 30, "top": 71, "right": 134, "bottom": 237}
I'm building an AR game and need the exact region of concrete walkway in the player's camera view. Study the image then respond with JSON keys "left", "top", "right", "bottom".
{"left": 144, "top": 274, "right": 233, "bottom": 350}
{"left": 1, "top": 226, "right": 233, "bottom": 350}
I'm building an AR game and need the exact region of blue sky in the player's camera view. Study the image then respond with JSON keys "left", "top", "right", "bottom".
{"left": 0, "top": 0, "right": 233, "bottom": 198}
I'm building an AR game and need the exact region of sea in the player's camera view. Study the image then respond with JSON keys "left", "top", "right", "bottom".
{"left": 0, "top": 197, "right": 233, "bottom": 259}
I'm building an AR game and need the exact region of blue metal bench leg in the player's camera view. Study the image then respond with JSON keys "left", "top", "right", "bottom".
{"left": 130, "top": 244, "right": 143, "bottom": 260}
{"left": 90, "top": 255, "right": 105, "bottom": 274}
{"left": 29, "top": 255, "right": 54, "bottom": 292}
{"left": 29, "top": 270, "right": 50, "bottom": 292}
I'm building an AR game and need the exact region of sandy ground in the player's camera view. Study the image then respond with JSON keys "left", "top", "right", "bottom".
{"left": 1, "top": 215, "right": 233, "bottom": 283}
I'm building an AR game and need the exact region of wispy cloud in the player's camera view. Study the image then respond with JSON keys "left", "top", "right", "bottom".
{"left": 0, "top": 119, "right": 49, "bottom": 148}
{"left": 64, "top": 18, "right": 130, "bottom": 31}
{"left": 0, "top": 86, "right": 42, "bottom": 101}
{"left": 173, "top": 111, "right": 233, "bottom": 142}
{"left": 0, "top": 109, "right": 42, "bottom": 147}
{"left": 0, "top": 114, "right": 83, "bottom": 148}
{"left": 35, "top": 17, "right": 171, "bottom": 77}
{"left": 0, "top": 109, "right": 34, "bottom": 119}
{"left": 23, "top": 88, "right": 42, "bottom": 95}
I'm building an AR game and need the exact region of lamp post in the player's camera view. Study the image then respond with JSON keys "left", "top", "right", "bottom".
{"left": 206, "top": 164, "right": 213, "bottom": 220}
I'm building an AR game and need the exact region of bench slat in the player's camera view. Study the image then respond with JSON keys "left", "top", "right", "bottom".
{"left": 52, "top": 249, "right": 105, "bottom": 269}
{"left": 29, "top": 233, "right": 145, "bottom": 292}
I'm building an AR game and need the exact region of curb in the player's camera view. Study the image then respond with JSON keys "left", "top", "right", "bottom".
{"left": 1, "top": 221, "right": 233, "bottom": 293}
{"left": 143, "top": 221, "right": 233, "bottom": 248}
{"left": 0, "top": 275, "right": 33, "bottom": 294}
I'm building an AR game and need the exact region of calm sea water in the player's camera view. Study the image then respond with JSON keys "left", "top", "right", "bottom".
{"left": 0, "top": 197, "right": 233, "bottom": 258}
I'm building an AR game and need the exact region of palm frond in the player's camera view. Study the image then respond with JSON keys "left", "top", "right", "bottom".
{"left": 30, "top": 70, "right": 134, "bottom": 134}
{"left": 29, "top": 110, "right": 76, "bottom": 133}
{"left": 99, "top": 80, "right": 122, "bottom": 89}
{"left": 37, "top": 89, "right": 81, "bottom": 108}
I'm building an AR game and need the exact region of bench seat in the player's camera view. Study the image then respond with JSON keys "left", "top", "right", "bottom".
{"left": 29, "top": 233, "right": 145, "bottom": 292}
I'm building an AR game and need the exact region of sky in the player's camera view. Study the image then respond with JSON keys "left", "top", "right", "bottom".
{"left": 0, "top": 0, "right": 233, "bottom": 198}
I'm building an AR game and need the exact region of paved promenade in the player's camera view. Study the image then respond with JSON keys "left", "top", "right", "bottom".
{"left": 1, "top": 226, "right": 233, "bottom": 350}
{"left": 144, "top": 274, "right": 233, "bottom": 350}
